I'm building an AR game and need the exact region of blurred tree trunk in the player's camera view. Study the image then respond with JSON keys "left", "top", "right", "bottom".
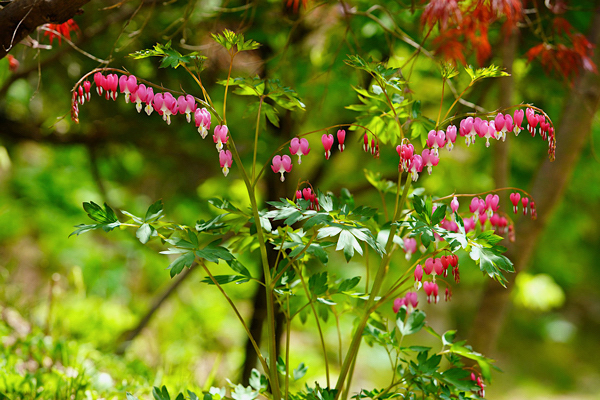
{"left": 469, "top": 8, "right": 600, "bottom": 356}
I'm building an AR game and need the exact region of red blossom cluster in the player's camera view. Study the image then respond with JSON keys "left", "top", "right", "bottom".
{"left": 423, "top": 0, "right": 522, "bottom": 65}
{"left": 422, "top": 1, "right": 596, "bottom": 81}
{"left": 71, "top": 72, "right": 245, "bottom": 176}
{"left": 73, "top": 72, "right": 211, "bottom": 134}
{"left": 362, "top": 133, "right": 380, "bottom": 158}
{"left": 295, "top": 187, "right": 320, "bottom": 211}
{"left": 393, "top": 292, "right": 419, "bottom": 313}
{"left": 525, "top": 17, "right": 597, "bottom": 83}
{"left": 396, "top": 107, "right": 555, "bottom": 182}
{"left": 413, "top": 254, "right": 459, "bottom": 304}
{"left": 321, "top": 130, "right": 346, "bottom": 160}
{"left": 471, "top": 372, "right": 486, "bottom": 397}
{"left": 43, "top": 19, "right": 79, "bottom": 45}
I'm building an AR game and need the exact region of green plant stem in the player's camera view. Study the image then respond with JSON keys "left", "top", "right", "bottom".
{"left": 436, "top": 78, "right": 446, "bottom": 128}
{"left": 334, "top": 176, "right": 411, "bottom": 400}
{"left": 222, "top": 50, "right": 236, "bottom": 125}
{"left": 379, "top": 189, "right": 389, "bottom": 221}
{"left": 272, "top": 232, "right": 318, "bottom": 285}
{"left": 295, "top": 263, "right": 331, "bottom": 387}
{"left": 183, "top": 64, "right": 215, "bottom": 111}
{"left": 377, "top": 77, "right": 404, "bottom": 139}
{"left": 226, "top": 133, "right": 281, "bottom": 400}
{"left": 442, "top": 83, "right": 472, "bottom": 122}
{"left": 285, "top": 297, "right": 291, "bottom": 400}
{"left": 199, "top": 259, "right": 269, "bottom": 375}
{"left": 252, "top": 97, "right": 264, "bottom": 182}
{"left": 342, "top": 354, "right": 358, "bottom": 400}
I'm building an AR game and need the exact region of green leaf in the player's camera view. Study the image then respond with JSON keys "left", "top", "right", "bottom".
{"left": 167, "top": 252, "right": 195, "bottom": 278}
{"left": 195, "top": 241, "right": 234, "bottom": 263}
{"left": 249, "top": 369, "right": 268, "bottom": 392}
{"left": 293, "top": 362, "right": 308, "bottom": 381}
{"left": 227, "top": 259, "right": 252, "bottom": 278}
{"left": 337, "top": 276, "right": 360, "bottom": 292}
{"left": 145, "top": 199, "right": 164, "bottom": 222}
{"left": 469, "top": 245, "right": 513, "bottom": 286}
{"left": 441, "top": 62, "right": 459, "bottom": 79}
{"left": 121, "top": 210, "right": 143, "bottom": 224}
{"left": 465, "top": 64, "right": 510, "bottom": 83}
{"left": 153, "top": 386, "right": 171, "bottom": 400}
{"left": 449, "top": 343, "right": 496, "bottom": 381}
{"left": 196, "top": 214, "right": 227, "bottom": 233}
{"left": 83, "top": 201, "right": 117, "bottom": 224}
{"left": 130, "top": 41, "right": 205, "bottom": 69}
{"left": 476, "top": 230, "right": 504, "bottom": 245}
{"left": 202, "top": 274, "right": 249, "bottom": 285}
{"left": 136, "top": 223, "right": 154, "bottom": 244}
{"left": 317, "top": 297, "right": 336, "bottom": 305}
{"left": 308, "top": 272, "right": 328, "bottom": 296}
{"left": 442, "top": 330, "right": 456, "bottom": 346}
{"left": 412, "top": 196, "right": 424, "bottom": 216}
{"left": 276, "top": 356, "right": 286, "bottom": 375}
{"left": 336, "top": 229, "right": 363, "bottom": 262}
{"left": 431, "top": 204, "right": 447, "bottom": 226}
{"left": 212, "top": 29, "right": 260, "bottom": 52}
{"left": 188, "top": 229, "right": 199, "bottom": 247}
{"left": 364, "top": 169, "right": 396, "bottom": 194}
{"left": 438, "top": 368, "right": 478, "bottom": 392}
{"left": 70, "top": 202, "right": 121, "bottom": 236}
{"left": 396, "top": 309, "right": 426, "bottom": 336}
{"left": 306, "top": 243, "right": 329, "bottom": 264}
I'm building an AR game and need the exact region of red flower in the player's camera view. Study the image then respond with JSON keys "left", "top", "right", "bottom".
{"left": 44, "top": 19, "right": 79, "bottom": 45}
{"left": 286, "top": 0, "right": 308, "bottom": 13}
{"left": 7, "top": 55, "right": 19, "bottom": 72}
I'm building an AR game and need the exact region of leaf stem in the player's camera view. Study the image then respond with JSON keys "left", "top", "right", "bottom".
{"left": 294, "top": 263, "right": 331, "bottom": 387}
{"left": 222, "top": 50, "right": 237, "bottom": 125}
{"left": 334, "top": 175, "right": 411, "bottom": 399}
{"left": 442, "top": 83, "right": 472, "bottom": 122}
{"left": 198, "top": 259, "right": 269, "bottom": 375}
{"left": 252, "top": 97, "right": 264, "bottom": 183}
{"left": 436, "top": 78, "right": 446, "bottom": 128}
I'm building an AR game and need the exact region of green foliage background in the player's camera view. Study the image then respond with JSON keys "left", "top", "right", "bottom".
{"left": 1, "top": 0, "right": 599, "bottom": 399}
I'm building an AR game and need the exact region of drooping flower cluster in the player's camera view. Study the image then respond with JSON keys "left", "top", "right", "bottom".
{"left": 413, "top": 254, "right": 460, "bottom": 304}
{"left": 397, "top": 141, "right": 424, "bottom": 181}
{"left": 471, "top": 373, "right": 486, "bottom": 398}
{"left": 459, "top": 108, "right": 555, "bottom": 160}
{"left": 76, "top": 72, "right": 212, "bottom": 133}
{"left": 72, "top": 72, "right": 228, "bottom": 173}
{"left": 395, "top": 107, "right": 554, "bottom": 187}
{"left": 270, "top": 137, "right": 312, "bottom": 182}
{"left": 393, "top": 292, "right": 419, "bottom": 313}
{"left": 362, "top": 133, "right": 380, "bottom": 158}
{"left": 321, "top": 130, "right": 346, "bottom": 160}
{"left": 295, "top": 187, "right": 320, "bottom": 211}
{"left": 509, "top": 192, "right": 536, "bottom": 219}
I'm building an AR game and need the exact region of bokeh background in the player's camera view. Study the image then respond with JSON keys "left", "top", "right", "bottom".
{"left": 1, "top": 0, "right": 599, "bottom": 399}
